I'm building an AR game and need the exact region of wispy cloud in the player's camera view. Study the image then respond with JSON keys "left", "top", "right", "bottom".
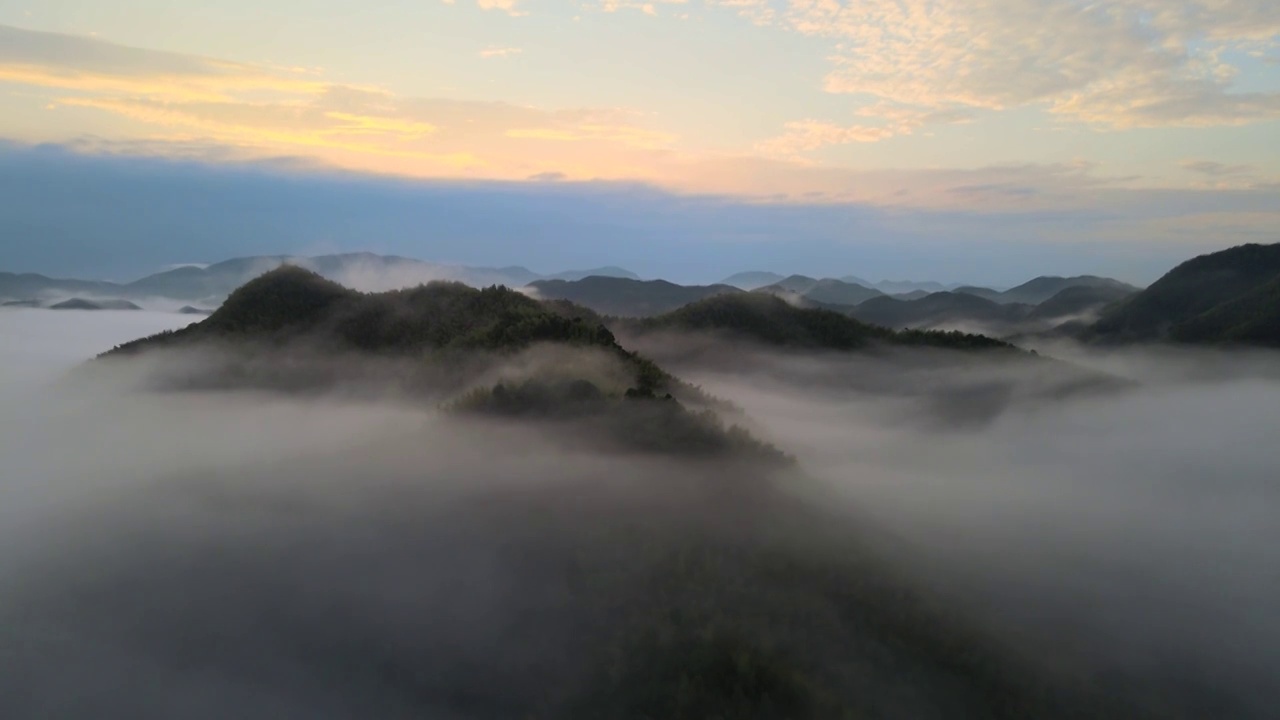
{"left": 1181, "top": 160, "right": 1255, "bottom": 177}
{"left": 476, "top": 0, "right": 527, "bottom": 16}
{"left": 478, "top": 46, "right": 523, "bottom": 59}
{"left": 774, "top": 0, "right": 1280, "bottom": 129}
{"left": 0, "top": 26, "right": 681, "bottom": 182}
{"left": 756, "top": 104, "right": 974, "bottom": 157}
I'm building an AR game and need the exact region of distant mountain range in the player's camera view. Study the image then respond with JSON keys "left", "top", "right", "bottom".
{"left": 536, "top": 272, "right": 1143, "bottom": 330}
{"left": 13, "top": 244, "right": 1279, "bottom": 350}
{"left": 0, "top": 254, "right": 641, "bottom": 307}
{"left": 721, "top": 271, "right": 961, "bottom": 295}
{"left": 528, "top": 277, "right": 740, "bottom": 317}
{"left": 956, "top": 276, "right": 1141, "bottom": 306}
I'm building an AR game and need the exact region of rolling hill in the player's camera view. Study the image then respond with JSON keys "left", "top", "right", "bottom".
{"left": 721, "top": 271, "right": 786, "bottom": 290}
{"left": 850, "top": 292, "right": 1031, "bottom": 331}
{"left": 783, "top": 278, "right": 884, "bottom": 306}
{"left": 1026, "top": 285, "right": 1135, "bottom": 322}
{"left": 1089, "top": 243, "right": 1280, "bottom": 346}
{"left": 527, "top": 276, "right": 742, "bottom": 317}
{"left": 631, "top": 293, "right": 1014, "bottom": 351}
{"left": 958, "top": 276, "right": 1139, "bottom": 305}
{"left": 2, "top": 254, "right": 640, "bottom": 306}
{"left": 103, "top": 266, "right": 787, "bottom": 463}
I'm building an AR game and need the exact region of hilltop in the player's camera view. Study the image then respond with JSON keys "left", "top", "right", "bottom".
{"left": 760, "top": 277, "right": 884, "bottom": 306}
{"left": 958, "top": 276, "right": 1139, "bottom": 305}
{"left": 851, "top": 292, "right": 1030, "bottom": 332}
{"left": 1, "top": 254, "right": 642, "bottom": 306}
{"left": 629, "top": 293, "right": 1015, "bottom": 352}
{"left": 527, "top": 276, "right": 741, "bottom": 317}
{"left": 102, "top": 266, "right": 788, "bottom": 463}
{"left": 1088, "top": 243, "right": 1280, "bottom": 346}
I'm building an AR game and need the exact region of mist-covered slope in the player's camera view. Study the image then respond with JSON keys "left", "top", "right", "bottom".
{"left": 8, "top": 288, "right": 1180, "bottom": 720}
{"left": 760, "top": 277, "right": 885, "bottom": 306}
{"left": 851, "top": 292, "right": 1031, "bottom": 331}
{"left": 1089, "top": 243, "right": 1280, "bottom": 345}
{"left": 997, "top": 275, "right": 1139, "bottom": 305}
{"left": 100, "top": 266, "right": 789, "bottom": 464}
{"left": 527, "top": 276, "right": 742, "bottom": 317}
{"left": 630, "top": 293, "right": 1015, "bottom": 351}
{"left": 1026, "top": 284, "right": 1134, "bottom": 322}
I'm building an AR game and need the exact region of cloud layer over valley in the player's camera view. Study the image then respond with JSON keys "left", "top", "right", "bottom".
{"left": 1, "top": 308, "right": 1278, "bottom": 718}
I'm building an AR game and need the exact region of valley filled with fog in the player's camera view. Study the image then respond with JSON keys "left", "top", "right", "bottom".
{"left": 2, "top": 306, "right": 1278, "bottom": 718}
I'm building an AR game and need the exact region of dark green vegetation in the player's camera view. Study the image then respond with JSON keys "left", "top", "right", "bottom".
{"left": 1089, "top": 243, "right": 1280, "bottom": 347}
{"left": 852, "top": 292, "right": 1030, "bottom": 331}
{"left": 633, "top": 292, "right": 1015, "bottom": 352}
{"left": 108, "top": 266, "right": 616, "bottom": 355}
{"left": 528, "top": 276, "right": 741, "bottom": 317}
{"left": 102, "top": 266, "right": 780, "bottom": 463}
{"left": 1026, "top": 285, "right": 1134, "bottom": 321}
{"left": 961, "top": 276, "right": 1139, "bottom": 306}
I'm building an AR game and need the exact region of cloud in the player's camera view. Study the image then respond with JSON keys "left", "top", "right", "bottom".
{"left": 476, "top": 0, "right": 527, "bottom": 16}
{"left": 777, "top": 0, "right": 1280, "bottom": 128}
{"left": 708, "top": 0, "right": 775, "bottom": 26}
{"left": 756, "top": 104, "right": 975, "bottom": 157}
{"left": 1181, "top": 160, "right": 1256, "bottom": 177}
{"left": 0, "top": 25, "right": 682, "bottom": 182}
{"left": 4, "top": 140, "right": 1278, "bottom": 288}
{"left": 597, "top": 0, "right": 688, "bottom": 16}
{"left": 478, "top": 46, "right": 523, "bottom": 59}
{"left": 8, "top": 315, "right": 1280, "bottom": 717}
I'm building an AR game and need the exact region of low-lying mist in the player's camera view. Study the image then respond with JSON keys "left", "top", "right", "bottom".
{"left": 2, "top": 310, "right": 1277, "bottom": 718}
{"left": 647, "top": 333, "right": 1280, "bottom": 718}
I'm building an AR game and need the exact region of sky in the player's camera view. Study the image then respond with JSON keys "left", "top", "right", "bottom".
{"left": 1, "top": 1, "right": 1278, "bottom": 284}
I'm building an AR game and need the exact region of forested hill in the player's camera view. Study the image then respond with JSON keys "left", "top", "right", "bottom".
{"left": 630, "top": 293, "right": 1017, "bottom": 352}
{"left": 99, "top": 266, "right": 791, "bottom": 464}
{"left": 106, "top": 265, "right": 619, "bottom": 356}
{"left": 528, "top": 276, "right": 741, "bottom": 317}
{"left": 1088, "top": 243, "right": 1280, "bottom": 346}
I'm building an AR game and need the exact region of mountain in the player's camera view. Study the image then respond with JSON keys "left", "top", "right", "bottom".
{"left": 874, "top": 279, "right": 949, "bottom": 295}
{"left": 631, "top": 293, "right": 1013, "bottom": 352}
{"left": 753, "top": 275, "right": 890, "bottom": 307}
{"left": 851, "top": 292, "right": 1031, "bottom": 331}
{"left": 49, "top": 298, "right": 142, "bottom": 311}
{"left": 1026, "top": 285, "right": 1135, "bottom": 323}
{"left": 893, "top": 290, "right": 932, "bottom": 301}
{"left": 1089, "top": 243, "right": 1280, "bottom": 345}
{"left": 3, "top": 255, "right": 626, "bottom": 305}
{"left": 953, "top": 286, "right": 1002, "bottom": 301}
{"left": 839, "top": 274, "right": 874, "bottom": 286}
{"left": 124, "top": 253, "right": 544, "bottom": 302}
{"left": 720, "top": 271, "right": 786, "bottom": 290}
{"left": 104, "top": 267, "right": 788, "bottom": 463}
{"left": 793, "top": 278, "right": 884, "bottom": 306}
{"left": 1169, "top": 275, "right": 1280, "bottom": 346}
{"left": 545, "top": 266, "right": 640, "bottom": 282}
{"left": 768, "top": 274, "right": 820, "bottom": 294}
{"left": 997, "top": 276, "right": 1139, "bottom": 305}
{"left": 2, "top": 299, "right": 42, "bottom": 308}
{"left": 527, "top": 276, "right": 741, "bottom": 317}
{"left": 0, "top": 272, "right": 121, "bottom": 300}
